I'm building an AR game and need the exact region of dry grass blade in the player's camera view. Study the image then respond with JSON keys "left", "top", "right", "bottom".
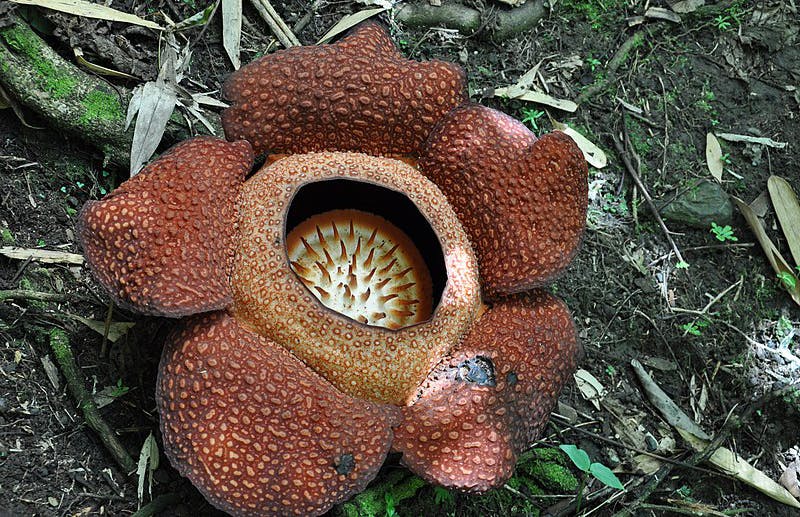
{"left": 733, "top": 196, "right": 800, "bottom": 306}
{"left": 706, "top": 132, "right": 723, "bottom": 181}
{"left": 767, "top": 176, "right": 800, "bottom": 267}
{"left": 10, "top": 0, "right": 164, "bottom": 30}
{"left": 317, "top": 8, "right": 387, "bottom": 44}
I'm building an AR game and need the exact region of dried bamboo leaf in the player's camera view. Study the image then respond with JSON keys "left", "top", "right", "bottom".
{"left": 11, "top": 0, "right": 164, "bottom": 29}
{"left": 129, "top": 78, "right": 177, "bottom": 175}
{"left": 73, "top": 48, "right": 138, "bottom": 80}
{"left": 678, "top": 429, "right": 800, "bottom": 509}
{"left": 64, "top": 313, "right": 134, "bottom": 343}
{"left": 767, "top": 176, "right": 800, "bottom": 267}
{"left": 733, "top": 196, "right": 800, "bottom": 306}
{"left": 716, "top": 133, "right": 787, "bottom": 149}
{"left": 706, "top": 132, "right": 724, "bottom": 181}
{"left": 551, "top": 119, "right": 607, "bottom": 168}
{"left": 494, "top": 86, "right": 578, "bottom": 112}
{"left": 221, "top": 0, "right": 242, "bottom": 69}
{"left": 317, "top": 8, "right": 387, "bottom": 44}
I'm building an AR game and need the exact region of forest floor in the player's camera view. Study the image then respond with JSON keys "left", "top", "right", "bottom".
{"left": 1, "top": 0, "right": 799, "bottom": 516}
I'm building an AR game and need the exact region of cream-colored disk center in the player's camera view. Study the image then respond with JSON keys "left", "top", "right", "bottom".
{"left": 286, "top": 209, "right": 433, "bottom": 330}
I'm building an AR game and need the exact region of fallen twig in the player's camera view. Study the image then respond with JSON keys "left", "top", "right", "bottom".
{"left": 578, "top": 30, "right": 647, "bottom": 105}
{"left": 48, "top": 329, "right": 136, "bottom": 473}
{"left": 0, "top": 289, "right": 69, "bottom": 303}
{"left": 612, "top": 125, "right": 685, "bottom": 265}
{"left": 250, "top": 0, "right": 301, "bottom": 47}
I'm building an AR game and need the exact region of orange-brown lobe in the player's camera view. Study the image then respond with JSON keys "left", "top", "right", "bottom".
{"left": 157, "top": 311, "right": 399, "bottom": 517}
{"left": 221, "top": 22, "right": 467, "bottom": 156}
{"left": 392, "top": 291, "right": 581, "bottom": 492}
{"left": 419, "top": 104, "right": 589, "bottom": 299}
{"left": 78, "top": 137, "right": 253, "bottom": 316}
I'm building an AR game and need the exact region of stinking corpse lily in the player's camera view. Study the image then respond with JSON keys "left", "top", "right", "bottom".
{"left": 78, "top": 22, "right": 588, "bottom": 517}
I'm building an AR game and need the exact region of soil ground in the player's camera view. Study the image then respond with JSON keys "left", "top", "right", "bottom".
{"left": 1, "top": 1, "right": 799, "bottom": 516}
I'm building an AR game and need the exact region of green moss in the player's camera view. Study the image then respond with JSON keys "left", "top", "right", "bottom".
{"left": 338, "top": 471, "right": 425, "bottom": 517}
{"left": 79, "top": 90, "right": 124, "bottom": 126}
{"left": 1, "top": 24, "right": 77, "bottom": 98}
{"left": 49, "top": 328, "right": 71, "bottom": 361}
{"left": 517, "top": 448, "right": 579, "bottom": 492}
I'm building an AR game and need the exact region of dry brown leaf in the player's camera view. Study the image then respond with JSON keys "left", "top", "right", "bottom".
{"left": 767, "top": 176, "right": 800, "bottom": 267}
{"left": 706, "top": 132, "right": 724, "bottom": 181}
{"left": 733, "top": 196, "right": 800, "bottom": 306}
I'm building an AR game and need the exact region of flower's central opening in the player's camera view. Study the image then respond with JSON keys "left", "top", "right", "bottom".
{"left": 285, "top": 179, "right": 447, "bottom": 330}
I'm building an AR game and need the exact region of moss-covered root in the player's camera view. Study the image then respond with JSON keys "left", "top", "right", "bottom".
{"left": 338, "top": 470, "right": 426, "bottom": 517}
{"left": 48, "top": 328, "right": 136, "bottom": 473}
{"left": 395, "top": 0, "right": 546, "bottom": 42}
{"left": 0, "top": 17, "right": 130, "bottom": 163}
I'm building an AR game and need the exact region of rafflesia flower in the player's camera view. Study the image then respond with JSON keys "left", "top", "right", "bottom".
{"left": 79, "top": 22, "right": 588, "bottom": 517}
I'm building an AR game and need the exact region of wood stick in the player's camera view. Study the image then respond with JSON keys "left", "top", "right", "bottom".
{"left": 49, "top": 329, "right": 136, "bottom": 473}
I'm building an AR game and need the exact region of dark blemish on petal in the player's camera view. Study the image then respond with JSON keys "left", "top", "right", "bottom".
{"left": 334, "top": 453, "right": 355, "bottom": 475}
{"left": 456, "top": 356, "right": 496, "bottom": 387}
{"left": 507, "top": 371, "right": 518, "bottom": 386}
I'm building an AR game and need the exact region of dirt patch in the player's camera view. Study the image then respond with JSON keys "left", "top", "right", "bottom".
{"left": 1, "top": 1, "right": 799, "bottom": 516}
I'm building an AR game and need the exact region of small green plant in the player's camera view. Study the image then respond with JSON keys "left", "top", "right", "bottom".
{"left": 675, "top": 260, "right": 690, "bottom": 270}
{"left": 1, "top": 228, "right": 14, "bottom": 245}
{"left": 681, "top": 319, "right": 710, "bottom": 336}
{"left": 713, "top": 14, "right": 732, "bottom": 30}
{"left": 384, "top": 492, "right": 397, "bottom": 517}
{"left": 433, "top": 486, "right": 454, "bottom": 507}
{"left": 109, "top": 378, "right": 130, "bottom": 398}
{"left": 520, "top": 107, "right": 545, "bottom": 131}
{"left": 559, "top": 444, "right": 623, "bottom": 512}
{"left": 778, "top": 271, "right": 797, "bottom": 290}
{"left": 586, "top": 57, "right": 601, "bottom": 71}
{"left": 710, "top": 222, "right": 738, "bottom": 242}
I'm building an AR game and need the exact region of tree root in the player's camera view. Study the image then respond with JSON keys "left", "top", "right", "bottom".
{"left": 0, "top": 15, "right": 217, "bottom": 167}
{"left": 395, "top": 0, "right": 547, "bottom": 42}
{"left": 48, "top": 328, "right": 136, "bottom": 473}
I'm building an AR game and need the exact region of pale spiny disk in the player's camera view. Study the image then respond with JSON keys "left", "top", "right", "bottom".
{"left": 287, "top": 209, "right": 433, "bottom": 330}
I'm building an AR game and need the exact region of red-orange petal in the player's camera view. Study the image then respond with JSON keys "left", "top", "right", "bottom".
{"left": 221, "top": 22, "right": 467, "bottom": 156}
{"left": 419, "top": 104, "right": 588, "bottom": 298}
{"left": 78, "top": 137, "right": 253, "bottom": 317}
{"left": 392, "top": 291, "right": 581, "bottom": 492}
{"left": 157, "top": 311, "right": 399, "bottom": 517}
